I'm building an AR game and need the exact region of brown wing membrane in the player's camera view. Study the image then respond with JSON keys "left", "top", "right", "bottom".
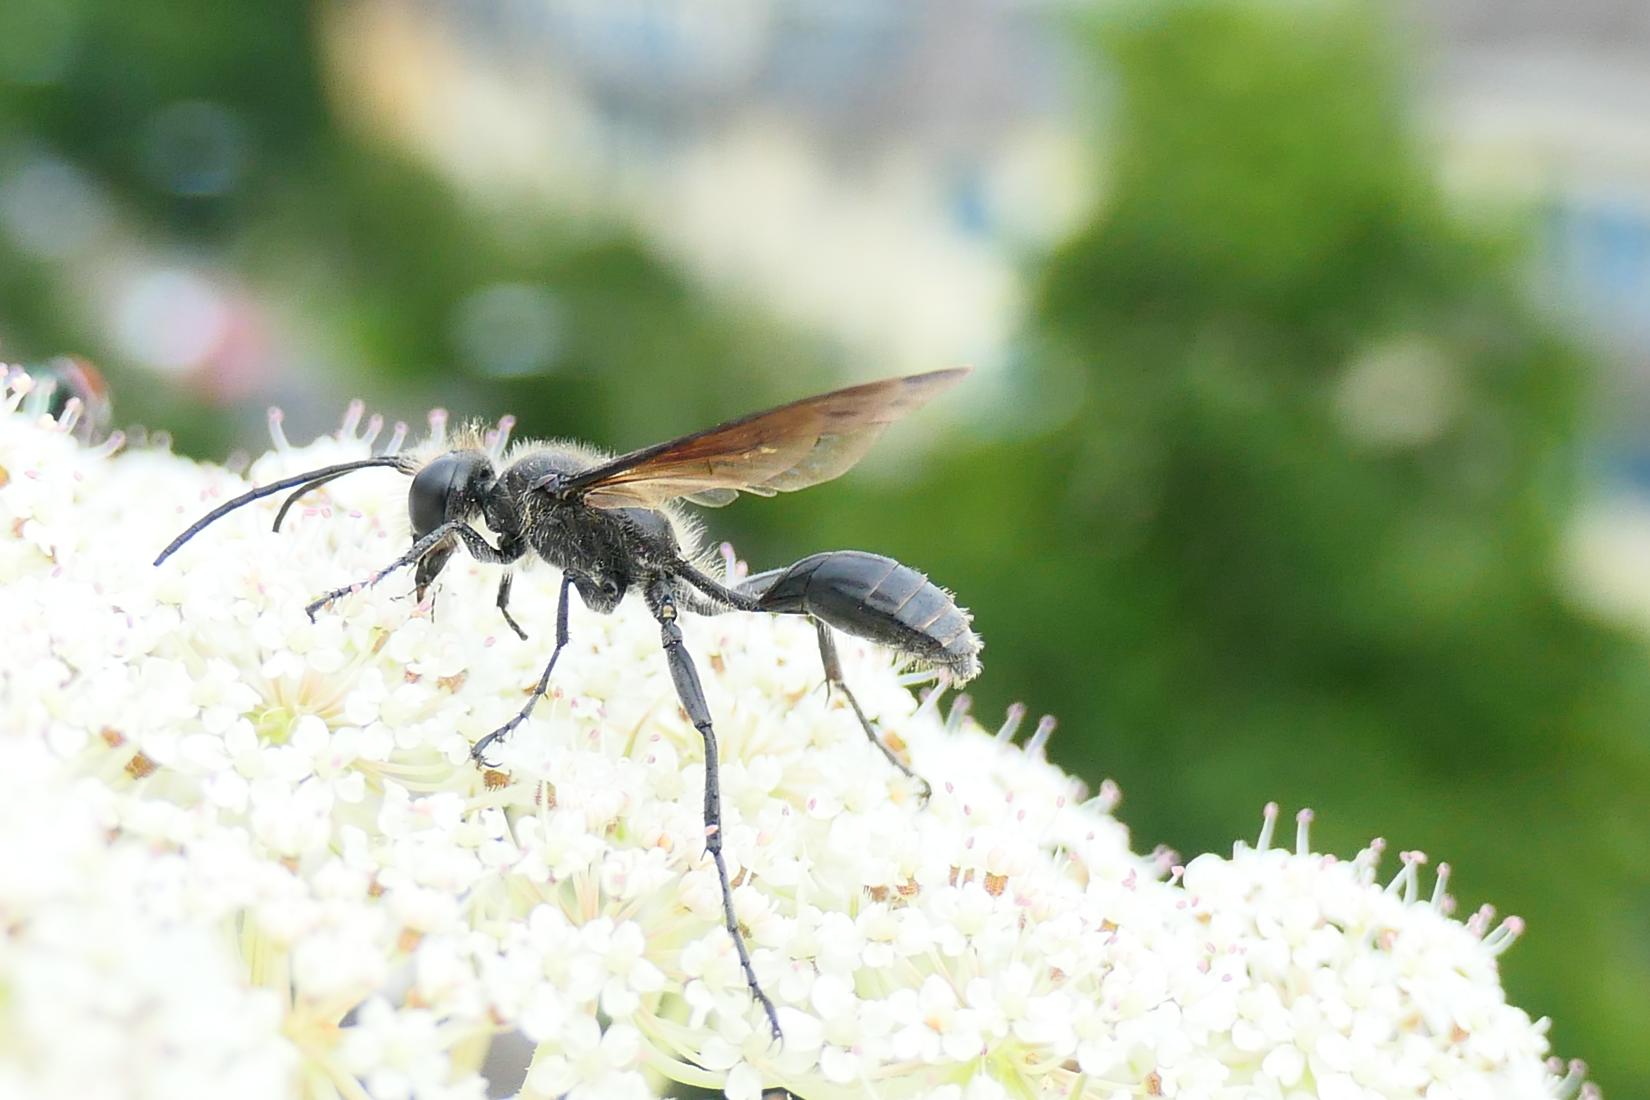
{"left": 561, "top": 368, "right": 969, "bottom": 510}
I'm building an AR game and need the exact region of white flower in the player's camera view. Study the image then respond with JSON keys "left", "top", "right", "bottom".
{"left": 0, "top": 378, "right": 1598, "bottom": 1099}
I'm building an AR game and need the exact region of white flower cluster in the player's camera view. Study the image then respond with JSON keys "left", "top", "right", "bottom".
{"left": 0, "top": 377, "right": 1596, "bottom": 1100}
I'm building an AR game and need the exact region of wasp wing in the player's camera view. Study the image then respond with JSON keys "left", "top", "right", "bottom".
{"left": 560, "top": 368, "right": 969, "bottom": 510}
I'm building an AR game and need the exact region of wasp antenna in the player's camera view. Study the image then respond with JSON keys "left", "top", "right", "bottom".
{"left": 154, "top": 455, "right": 409, "bottom": 566}
{"left": 272, "top": 465, "right": 380, "bottom": 533}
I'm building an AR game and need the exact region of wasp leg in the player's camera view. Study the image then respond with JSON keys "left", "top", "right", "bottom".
{"left": 495, "top": 572, "right": 529, "bottom": 641}
{"left": 647, "top": 580, "right": 782, "bottom": 1045}
{"left": 813, "top": 618, "right": 931, "bottom": 803}
{"left": 305, "top": 522, "right": 523, "bottom": 620}
{"left": 472, "top": 573, "right": 571, "bottom": 766}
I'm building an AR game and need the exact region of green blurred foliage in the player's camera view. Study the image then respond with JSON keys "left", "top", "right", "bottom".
{"left": 4, "top": 0, "right": 1647, "bottom": 1095}
{"left": 759, "top": 3, "right": 1650, "bottom": 1093}
{"left": 0, "top": 0, "right": 808, "bottom": 457}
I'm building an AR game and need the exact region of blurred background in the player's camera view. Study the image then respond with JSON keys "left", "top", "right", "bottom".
{"left": 3, "top": 0, "right": 1648, "bottom": 1093}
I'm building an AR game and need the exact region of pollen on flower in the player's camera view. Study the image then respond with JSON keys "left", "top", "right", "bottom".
{"left": 0, "top": 385, "right": 1595, "bottom": 1100}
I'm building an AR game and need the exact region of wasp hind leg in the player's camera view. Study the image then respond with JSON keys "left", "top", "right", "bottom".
{"left": 646, "top": 579, "right": 782, "bottom": 1044}
{"left": 813, "top": 618, "right": 931, "bottom": 803}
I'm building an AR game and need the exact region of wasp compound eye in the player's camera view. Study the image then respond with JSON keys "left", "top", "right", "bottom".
{"left": 409, "top": 451, "right": 492, "bottom": 537}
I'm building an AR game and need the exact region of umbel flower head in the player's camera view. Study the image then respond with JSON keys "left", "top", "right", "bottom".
{"left": 0, "top": 374, "right": 1597, "bottom": 1099}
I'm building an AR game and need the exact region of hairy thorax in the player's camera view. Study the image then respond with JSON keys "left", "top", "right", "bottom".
{"left": 496, "top": 444, "right": 692, "bottom": 610}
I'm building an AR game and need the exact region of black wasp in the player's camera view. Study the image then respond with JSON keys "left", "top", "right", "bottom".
{"left": 155, "top": 368, "right": 982, "bottom": 1040}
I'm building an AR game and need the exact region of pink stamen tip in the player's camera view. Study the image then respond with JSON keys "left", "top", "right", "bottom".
{"left": 995, "top": 702, "right": 1027, "bottom": 743}
{"left": 58, "top": 396, "right": 83, "bottom": 433}
{"left": 914, "top": 685, "right": 943, "bottom": 718}
{"left": 1256, "top": 802, "right": 1280, "bottom": 850}
{"left": 1027, "top": 715, "right": 1056, "bottom": 757}
{"left": 362, "top": 412, "right": 384, "bottom": 447}
{"left": 341, "top": 399, "right": 365, "bottom": 434}
{"left": 267, "top": 407, "right": 290, "bottom": 450}
{"left": 1294, "top": 808, "right": 1315, "bottom": 854}
{"left": 1097, "top": 779, "right": 1121, "bottom": 810}
{"left": 1430, "top": 863, "right": 1453, "bottom": 909}
{"left": 387, "top": 421, "right": 409, "bottom": 451}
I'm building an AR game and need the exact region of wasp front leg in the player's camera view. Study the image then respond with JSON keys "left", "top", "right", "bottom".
{"left": 305, "top": 522, "right": 524, "bottom": 620}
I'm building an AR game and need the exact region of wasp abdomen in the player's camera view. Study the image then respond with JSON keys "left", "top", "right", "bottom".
{"left": 740, "top": 550, "right": 980, "bottom": 682}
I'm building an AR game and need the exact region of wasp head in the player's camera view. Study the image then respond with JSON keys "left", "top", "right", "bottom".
{"left": 410, "top": 450, "right": 496, "bottom": 600}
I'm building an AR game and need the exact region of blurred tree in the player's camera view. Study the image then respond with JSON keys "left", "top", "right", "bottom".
{"left": 0, "top": 0, "right": 806, "bottom": 457}
{"left": 745, "top": 2, "right": 1650, "bottom": 1094}
{"left": 1029, "top": 3, "right": 1650, "bottom": 1091}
